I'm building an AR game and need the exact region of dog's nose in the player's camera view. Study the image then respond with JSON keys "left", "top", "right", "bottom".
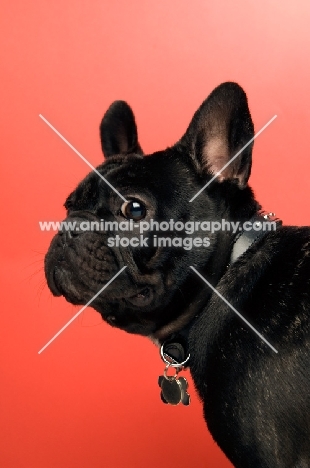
{"left": 58, "top": 230, "right": 81, "bottom": 243}
{"left": 67, "top": 230, "right": 80, "bottom": 239}
{"left": 57, "top": 213, "right": 99, "bottom": 244}
{"left": 58, "top": 215, "right": 91, "bottom": 242}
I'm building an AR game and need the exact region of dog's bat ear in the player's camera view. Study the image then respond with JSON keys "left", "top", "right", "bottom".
{"left": 100, "top": 101, "right": 143, "bottom": 157}
{"left": 180, "top": 82, "right": 254, "bottom": 188}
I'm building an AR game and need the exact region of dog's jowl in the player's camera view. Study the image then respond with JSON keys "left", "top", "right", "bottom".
{"left": 45, "top": 83, "right": 310, "bottom": 468}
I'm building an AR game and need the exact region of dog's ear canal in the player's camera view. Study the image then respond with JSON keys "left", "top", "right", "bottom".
{"left": 180, "top": 82, "right": 254, "bottom": 188}
{"left": 100, "top": 101, "right": 143, "bottom": 157}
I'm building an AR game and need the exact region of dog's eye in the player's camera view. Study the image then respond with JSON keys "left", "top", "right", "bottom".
{"left": 121, "top": 200, "right": 146, "bottom": 221}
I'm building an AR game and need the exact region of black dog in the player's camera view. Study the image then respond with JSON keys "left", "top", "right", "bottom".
{"left": 45, "top": 83, "right": 310, "bottom": 467}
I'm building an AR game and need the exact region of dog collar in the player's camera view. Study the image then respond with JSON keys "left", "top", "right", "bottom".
{"left": 230, "top": 210, "right": 282, "bottom": 264}
{"left": 160, "top": 210, "right": 282, "bottom": 367}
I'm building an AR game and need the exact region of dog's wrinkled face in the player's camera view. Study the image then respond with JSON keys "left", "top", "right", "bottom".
{"left": 45, "top": 82, "right": 256, "bottom": 339}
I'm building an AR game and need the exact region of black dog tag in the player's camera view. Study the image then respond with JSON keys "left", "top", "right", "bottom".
{"left": 158, "top": 374, "right": 190, "bottom": 406}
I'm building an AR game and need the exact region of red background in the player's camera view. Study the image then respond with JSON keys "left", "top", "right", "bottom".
{"left": 1, "top": 2, "right": 310, "bottom": 467}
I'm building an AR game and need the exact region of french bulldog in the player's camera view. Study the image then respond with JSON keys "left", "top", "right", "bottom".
{"left": 45, "top": 82, "right": 310, "bottom": 467}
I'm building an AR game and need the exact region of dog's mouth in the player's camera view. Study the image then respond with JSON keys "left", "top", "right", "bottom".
{"left": 50, "top": 267, "right": 65, "bottom": 297}
{"left": 50, "top": 267, "right": 87, "bottom": 304}
{"left": 50, "top": 264, "right": 154, "bottom": 308}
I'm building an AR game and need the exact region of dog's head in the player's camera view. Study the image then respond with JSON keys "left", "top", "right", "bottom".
{"left": 45, "top": 82, "right": 257, "bottom": 340}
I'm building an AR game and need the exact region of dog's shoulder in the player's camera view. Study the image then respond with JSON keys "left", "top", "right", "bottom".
{"left": 189, "top": 225, "right": 310, "bottom": 373}
{"left": 231, "top": 225, "right": 310, "bottom": 288}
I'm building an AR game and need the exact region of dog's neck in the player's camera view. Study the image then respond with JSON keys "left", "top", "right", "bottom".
{"left": 151, "top": 210, "right": 282, "bottom": 363}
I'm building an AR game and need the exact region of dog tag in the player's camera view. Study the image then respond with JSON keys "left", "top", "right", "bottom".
{"left": 158, "top": 374, "right": 190, "bottom": 406}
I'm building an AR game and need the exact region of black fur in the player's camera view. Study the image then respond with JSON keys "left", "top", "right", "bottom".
{"left": 45, "top": 82, "right": 310, "bottom": 467}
